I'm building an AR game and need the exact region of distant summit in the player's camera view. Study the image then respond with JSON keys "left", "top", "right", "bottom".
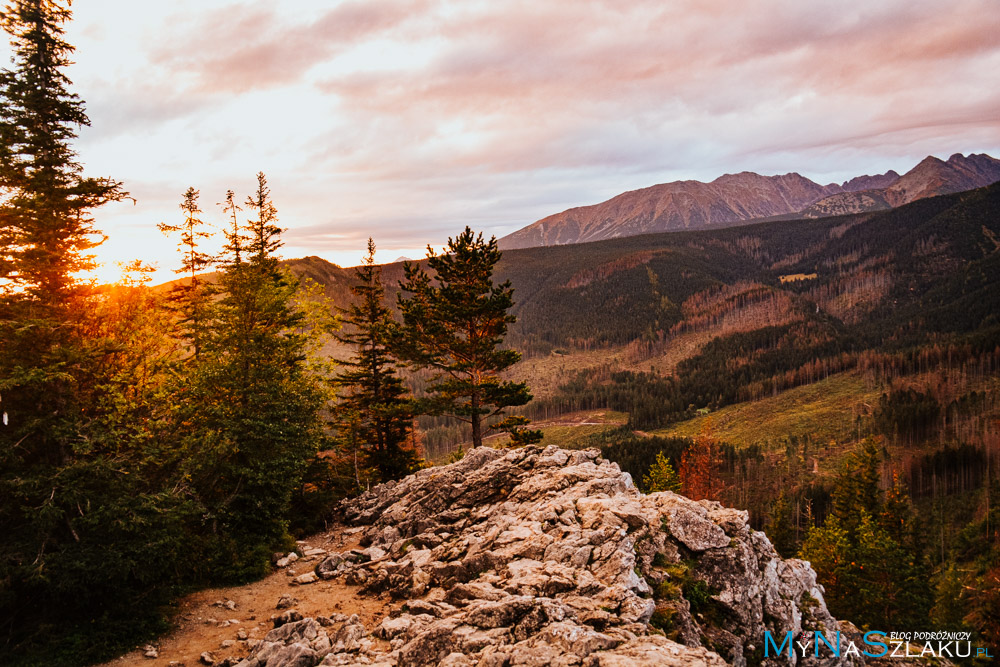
{"left": 499, "top": 153, "right": 1000, "bottom": 249}
{"left": 801, "top": 153, "right": 1000, "bottom": 217}
{"left": 839, "top": 169, "right": 900, "bottom": 193}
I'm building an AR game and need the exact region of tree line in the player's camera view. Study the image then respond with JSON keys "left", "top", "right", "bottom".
{"left": 0, "top": 3, "right": 535, "bottom": 663}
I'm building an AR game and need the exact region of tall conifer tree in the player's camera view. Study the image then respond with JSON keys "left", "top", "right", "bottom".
{"left": 800, "top": 438, "right": 931, "bottom": 629}
{"left": 158, "top": 187, "right": 214, "bottom": 355}
{"left": 0, "top": 0, "right": 126, "bottom": 461}
{"left": 179, "top": 173, "right": 329, "bottom": 577}
{"left": 0, "top": 4, "right": 192, "bottom": 660}
{"left": 0, "top": 0, "right": 125, "bottom": 303}
{"left": 397, "top": 227, "right": 536, "bottom": 448}
{"left": 334, "top": 238, "right": 419, "bottom": 482}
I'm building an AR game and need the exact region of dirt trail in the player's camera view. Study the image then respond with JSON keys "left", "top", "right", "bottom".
{"left": 99, "top": 526, "right": 397, "bottom": 667}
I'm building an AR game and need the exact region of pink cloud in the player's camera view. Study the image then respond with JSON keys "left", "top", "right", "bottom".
{"left": 71, "top": 0, "right": 1000, "bottom": 274}
{"left": 149, "top": 0, "right": 431, "bottom": 94}
{"left": 304, "top": 0, "right": 999, "bottom": 181}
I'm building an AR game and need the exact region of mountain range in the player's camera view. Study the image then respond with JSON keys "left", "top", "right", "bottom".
{"left": 498, "top": 152, "right": 1000, "bottom": 249}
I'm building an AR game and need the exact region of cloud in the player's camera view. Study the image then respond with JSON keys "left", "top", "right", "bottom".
{"left": 56, "top": 0, "right": 1000, "bottom": 282}
{"left": 148, "top": 0, "right": 431, "bottom": 94}
{"left": 309, "top": 0, "right": 1000, "bottom": 184}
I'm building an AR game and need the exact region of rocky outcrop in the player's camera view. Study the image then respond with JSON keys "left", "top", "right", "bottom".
{"left": 237, "top": 446, "right": 862, "bottom": 666}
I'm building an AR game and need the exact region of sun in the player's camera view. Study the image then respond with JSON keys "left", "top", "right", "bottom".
{"left": 77, "top": 262, "right": 124, "bottom": 286}
{"left": 76, "top": 259, "right": 161, "bottom": 287}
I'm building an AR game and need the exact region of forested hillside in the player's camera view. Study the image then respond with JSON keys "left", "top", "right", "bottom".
{"left": 281, "top": 183, "right": 1000, "bottom": 650}
{"left": 300, "top": 182, "right": 1000, "bottom": 357}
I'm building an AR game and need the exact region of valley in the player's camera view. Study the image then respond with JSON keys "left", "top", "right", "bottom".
{"left": 269, "top": 183, "right": 1000, "bottom": 649}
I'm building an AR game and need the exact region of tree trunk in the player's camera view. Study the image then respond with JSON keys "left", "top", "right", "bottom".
{"left": 471, "top": 391, "right": 482, "bottom": 448}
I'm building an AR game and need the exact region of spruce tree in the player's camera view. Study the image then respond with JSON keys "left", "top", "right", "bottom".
{"left": 179, "top": 173, "right": 329, "bottom": 577}
{"left": 158, "top": 187, "right": 214, "bottom": 355}
{"left": 334, "top": 238, "right": 419, "bottom": 483}
{"left": 0, "top": 0, "right": 125, "bottom": 304}
{"left": 0, "top": 4, "right": 190, "bottom": 659}
{"left": 765, "top": 492, "right": 796, "bottom": 557}
{"left": 800, "top": 439, "right": 931, "bottom": 630}
{"left": 643, "top": 451, "right": 682, "bottom": 493}
{"left": 0, "top": 0, "right": 126, "bottom": 466}
{"left": 397, "top": 227, "right": 535, "bottom": 448}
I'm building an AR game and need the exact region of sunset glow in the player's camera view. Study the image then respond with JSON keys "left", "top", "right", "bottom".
{"left": 5, "top": 0, "right": 997, "bottom": 281}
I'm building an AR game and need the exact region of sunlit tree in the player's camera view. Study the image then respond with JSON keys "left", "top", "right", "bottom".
{"left": 158, "top": 187, "right": 215, "bottom": 355}
{"left": 397, "top": 227, "right": 535, "bottom": 448}
{"left": 0, "top": 4, "right": 191, "bottom": 661}
{"left": 176, "top": 173, "right": 331, "bottom": 578}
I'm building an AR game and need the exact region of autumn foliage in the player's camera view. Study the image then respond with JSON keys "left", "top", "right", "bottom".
{"left": 679, "top": 423, "right": 724, "bottom": 501}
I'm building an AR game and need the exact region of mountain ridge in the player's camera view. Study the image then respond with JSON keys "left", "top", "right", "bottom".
{"left": 801, "top": 153, "right": 1000, "bottom": 217}
{"left": 499, "top": 153, "right": 1000, "bottom": 249}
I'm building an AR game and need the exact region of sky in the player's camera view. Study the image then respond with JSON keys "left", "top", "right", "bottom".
{"left": 8, "top": 0, "right": 1000, "bottom": 283}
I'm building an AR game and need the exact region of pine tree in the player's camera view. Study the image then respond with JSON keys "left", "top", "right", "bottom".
{"left": 221, "top": 188, "right": 246, "bottom": 263}
{"left": 831, "top": 436, "right": 882, "bottom": 533}
{"left": 0, "top": 0, "right": 125, "bottom": 303}
{"left": 801, "top": 439, "right": 931, "bottom": 630}
{"left": 178, "top": 173, "right": 331, "bottom": 577}
{"left": 397, "top": 227, "right": 535, "bottom": 448}
{"left": 643, "top": 451, "right": 682, "bottom": 493}
{"left": 0, "top": 0, "right": 127, "bottom": 466}
{"left": 333, "top": 238, "right": 420, "bottom": 483}
{"left": 158, "top": 187, "right": 214, "bottom": 355}
{"left": 765, "top": 491, "right": 796, "bottom": 557}
{"left": 0, "top": 4, "right": 192, "bottom": 660}
{"left": 800, "top": 515, "right": 851, "bottom": 612}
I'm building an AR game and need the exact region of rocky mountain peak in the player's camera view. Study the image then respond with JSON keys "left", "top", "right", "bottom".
{"left": 499, "top": 153, "right": 999, "bottom": 250}
{"left": 883, "top": 152, "right": 1000, "bottom": 207}
{"left": 234, "top": 446, "right": 861, "bottom": 666}
{"left": 840, "top": 170, "right": 900, "bottom": 193}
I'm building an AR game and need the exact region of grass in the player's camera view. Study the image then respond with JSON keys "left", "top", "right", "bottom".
{"left": 530, "top": 424, "right": 618, "bottom": 449}
{"left": 486, "top": 410, "right": 628, "bottom": 451}
{"left": 507, "top": 332, "right": 711, "bottom": 399}
{"left": 507, "top": 348, "right": 621, "bottom": 400}
{"left": 652, "top": 372, "right": 879, "bottom": 456}
{"left": 779, "top": 272, "right": 818, "bottom": 283}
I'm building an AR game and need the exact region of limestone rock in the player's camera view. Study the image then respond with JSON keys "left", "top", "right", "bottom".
{"left": 231, "top": 446, "right": 862, "bottom": 666}
{"left": 275, "top": 553, "right": 299, "bottom": 569}
{"left": 293, "top": 571, "right": 319, "bottom": 586}
{"left": 276, "top": 595, "right": 299, "bottom": 610}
